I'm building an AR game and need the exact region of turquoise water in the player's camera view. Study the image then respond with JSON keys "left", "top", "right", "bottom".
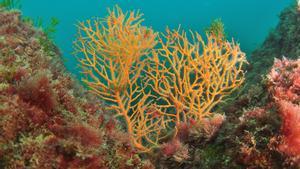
{"left": 21, "top": 0, "right": 293, "bottom": 77}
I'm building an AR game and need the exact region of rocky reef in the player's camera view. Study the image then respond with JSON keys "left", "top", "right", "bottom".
{"left": 0, "top": 2, "right": 300, "bottom": 169}
{"left": 0, "top": 8, "right": 153, "bottom": 169}
{"left": 247, "top": 2, "right": 300, "bottom": 83}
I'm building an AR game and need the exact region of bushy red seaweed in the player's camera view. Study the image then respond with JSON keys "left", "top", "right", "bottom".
{"left": 0, "top": 9, "right": 154, "bottom": 169}
{"left": 277, "top": 100, "right": 300, "bottom": 156}
{"left": 17, "top": 71, "right": 57, "bottom": 112}
{"left": 268, "top": 58, "right": 300, "bottom": 165}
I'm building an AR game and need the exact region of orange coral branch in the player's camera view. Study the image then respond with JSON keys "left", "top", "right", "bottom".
{"left": 148, "top": 28, "right": 247, "bottom": 123}
{"left": 74, "top": 5, "right": 167, "bottom": 152}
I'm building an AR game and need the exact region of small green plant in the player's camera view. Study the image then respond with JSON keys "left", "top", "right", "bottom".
{"left": 44, "top": 17, "right": 59, "bottom": 40}
{"left": 23, "top": 17, "right": 59, "bottom": 40}
{"left": 39, "top": 17, "right": 60, "bottom": 57}
{"left": 23, "top": 16, "right": 44, "bottom": 28}
{"left": 205, "top": 18, "right": 226, "bottom": 39}
{"left": 0, "top": 0, "right": 21, "bottom": 10}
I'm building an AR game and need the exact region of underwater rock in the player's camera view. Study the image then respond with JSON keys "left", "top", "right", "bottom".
{"left": 0, "top": 9, "right": 154, "bottom": 169}
{"left": 247, "top": 2, "right": 300, "bottom": 84}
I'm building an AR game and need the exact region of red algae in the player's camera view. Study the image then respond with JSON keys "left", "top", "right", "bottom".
{"left": 0, "top": 9, "right": 153, "bottom": 169}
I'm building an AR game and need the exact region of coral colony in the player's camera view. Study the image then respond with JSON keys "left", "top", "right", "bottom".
{"left": 1, "top": 2, "right": 300, "bottom": 169}
{"left": 74, "top": 6, "right": 246, "bottom": 152}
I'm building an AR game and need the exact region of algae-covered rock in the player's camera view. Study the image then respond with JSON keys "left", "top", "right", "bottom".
{"left": 247, "top": 3, "right": 300, "bottom": 83}
{"left": 0, "top": 9, "right": 153, "bottom": 169}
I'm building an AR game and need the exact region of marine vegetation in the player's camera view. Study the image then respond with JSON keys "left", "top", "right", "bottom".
{"left": 1, "top": 1, "right": 300, "bottom": 169}
{"left": 204, "top": 18, "right": 226, "bottom": 40}
{"left": 247, "top": 2, "right": 300, "bottom": 84}
{"left": 268, "top": 58, "right": 300, "bottom": 166}
{"left": 74, "top": 5, "right": 247, "bottom": 153}
{"left": 0, "top": 8, "right": 154, "bottom": 169}
{"left": 0, "top": 0, "right": 21, "bottom": 10}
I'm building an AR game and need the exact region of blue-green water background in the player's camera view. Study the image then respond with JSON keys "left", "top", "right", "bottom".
{"left": 21, "top": 0, "right": 293, "bottom": 78}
